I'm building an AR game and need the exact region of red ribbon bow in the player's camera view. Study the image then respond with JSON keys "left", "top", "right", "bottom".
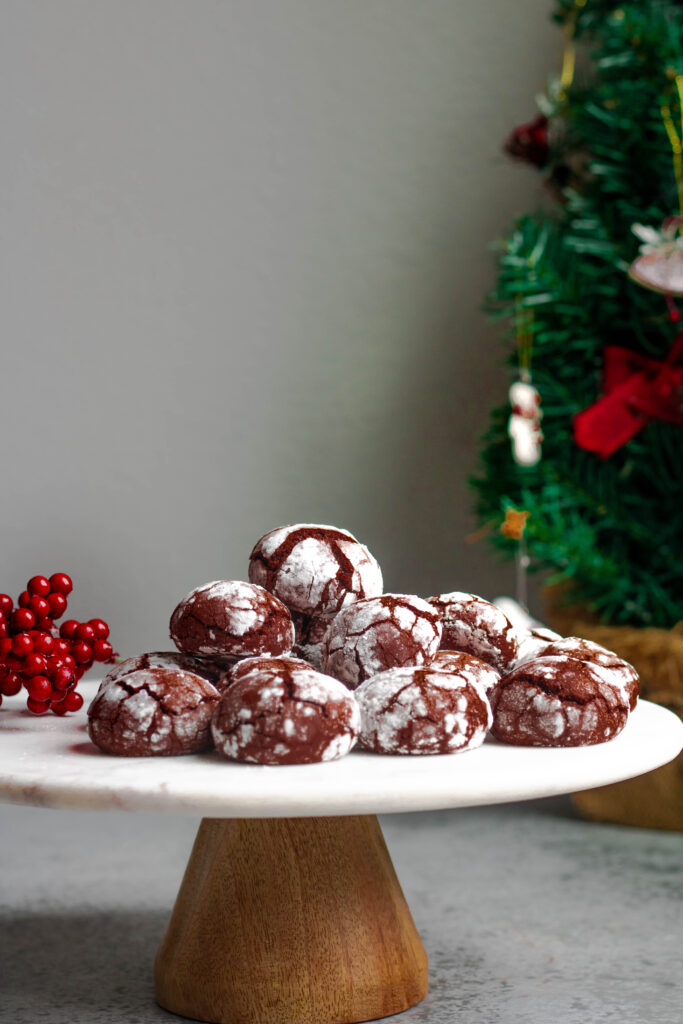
{"left": 573, "top": 334, "right": 683, "bottom": 458}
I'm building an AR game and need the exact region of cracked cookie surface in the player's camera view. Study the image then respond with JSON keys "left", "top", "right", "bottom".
{"left": 428, "top": 592, "right": 520, "bottom": 672}
{"left": 539, "top": 637, "right": 640, "bottom": 710}
{"left": 211, "top": 660, "right": 360, "bottom": 764}
{"left": 356, "top": 664, "right": 492, "bottom": 755}
{"left": 322, "top": 594, "right": 442, "bottom": 689}
{"left": 87, "top": 667, "right": 220, "bottom": 756}
{"left": 248, "top": 523, "right": 383, "bottom": 617}
{"left": 429, "top": 650, "right": 501, "bottom": 692}
{"left": 489, "top": 654, "right": 630, "bottom": 747}
{"left": 170, "top": 580, "right": 294, "bottom": 658}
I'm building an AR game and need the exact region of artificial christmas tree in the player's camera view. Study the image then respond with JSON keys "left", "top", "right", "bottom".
{"left": 473, "top": 0, "right": 683, "bottom": 827}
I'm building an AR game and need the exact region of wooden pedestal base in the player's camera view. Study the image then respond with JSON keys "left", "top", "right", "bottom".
{"left": 155, "top": 815, "right": 428, "bottom": 1024}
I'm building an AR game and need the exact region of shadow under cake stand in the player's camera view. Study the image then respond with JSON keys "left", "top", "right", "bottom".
{"left": 1, "top": 684, "right": 681, "bottom": 1024}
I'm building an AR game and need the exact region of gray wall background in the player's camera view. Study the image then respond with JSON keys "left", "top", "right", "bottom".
{"left": 1, "top": 1, "right": 556, "bottom": 657}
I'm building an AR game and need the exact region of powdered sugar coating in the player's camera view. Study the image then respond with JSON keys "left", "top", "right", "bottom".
{"left": 430, "top": 650, "right": 501, "bottom": 693}
{"left": 490, "top": 655, "right": 630, "bottom": 747}
{"left": 323, "top": 594, "right": 442, "bottom": 690}
{"left": 170, "top": 580, "right": 294, "bottom": 658}
{"left": 211, "top": 660, "right": 360, "bottom": 765}
{"left": 428, "top": 591, "right": 520, "bottom": 672}
{"left": 87, "top": 668, "right": 220, "bottom": 757}
{"left": 248, "top": 523, "right": 383, "bottom": 616}
{"left": 356, "top": 665, "right": 492, "bottom": 755}
{"left": 541, "top": 637, "right": 640, "bottom": 710}
{"left": 513, "top": 627, "right": 563, "bottom": 668}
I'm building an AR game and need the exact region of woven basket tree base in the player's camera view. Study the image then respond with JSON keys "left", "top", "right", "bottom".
{"left": 545, "top": 587, "right": 683, "bottom": 832}
{"left": 573, "top": 759, "right": 683, "bottom": 831}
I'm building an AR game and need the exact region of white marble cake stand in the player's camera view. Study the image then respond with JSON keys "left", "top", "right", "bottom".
{"left": 1, "top": 683, "right": 681, "bottom": 1024}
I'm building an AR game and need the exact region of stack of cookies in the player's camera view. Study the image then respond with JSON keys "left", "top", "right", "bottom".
{"left": 87, "top": 524, "right": 640, "bottom": 764}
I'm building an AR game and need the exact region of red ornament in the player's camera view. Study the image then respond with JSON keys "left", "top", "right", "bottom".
{"left": 504, "top": 114, "right": 550, "bottom": 168}
{"left": 574, "top": 333, "right": 683, "bottom": 457}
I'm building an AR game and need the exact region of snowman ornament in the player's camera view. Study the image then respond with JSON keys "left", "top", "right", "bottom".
{"left": 508, "top": 379, "right": 543, "bottom": 466}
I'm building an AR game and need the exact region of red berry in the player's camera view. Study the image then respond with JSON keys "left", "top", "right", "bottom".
{"left": 62, "top": 654, "right": 76, "bottom": 672}
{"left": 52, "top": 667, "right": 74, "bottom": 691}
{"left": 0, "top": 594, "right": 13, "bottom": 616}
{"left": 0, "top": 638, "right": 12, "bottom": 657}
{"left": 0, "top": 622, "right": 11, "bottom": 639}
{"left": 34, "top": 616, "right": 54, "bottom": 633}
{"left": 24, "top": 652, "right": 48, "bottom": 677}
{"left": 11, "top": 633, "right": 33, "bottom": 658}
{"left": 93, "top": 639, "right": 114, "bottom": 662}
{"left": 12, "top": 608, "right": 35, "bottom": 632}
{"left": 59, "top": 619, "right": 79, "bottom": 639}
{"left": 49, "top": 573, "right": 73, "bottom": 596}
{"left": 26, "top": 696, "right": 50, "bottom": 715}
{"left": 27, "top": 575, "right": 51, "bottom": 597}
{"left": 71, "top": 642, "right": 92, "bottom": 665}
{"left": 27, "top": 595, "right": 50, "bottom": 619}
{"left": 88, "top": 618, "right": 110, "bottom": 640}
{"left": 26, "top": 675, "right": 52, "bottom": 701}
{"left": 64, "top": 690, "right": 84, "bottom": 712}
{"left": 50, "top": 698, "right": 68, "bottom": 715}
{"left": 3, "top": 653, "right": 21, "bottom": 671}
{"left": 53, "top": 639, "right": 71, "bottom": 657}
{"left": 74, "top": 623, "right": 95, "bottom": 643}
{"left": 1, "top": 672, "right": 22, "bottom": 696}
{"left": 47, "top": 593, "right": 68, "bottom": 618}
{"left": 33, "top": 633, "right": 55, "bottom": 655}
{"left": 18, "top": 590, "right": 31, "bottom": 608}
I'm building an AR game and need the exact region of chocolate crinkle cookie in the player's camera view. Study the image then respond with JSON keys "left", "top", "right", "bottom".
{"left": 539, "top": 637, "right": 640, "bottom": 711}
{"left": 489, "top": 655, "right": 630, "bottom": 747}
{"left": 427, "top": 592, "right": 519, "bottom": 672}
{"left": 429, "top": 650, "right": 501, "bottom": 692}
{"left": 170, "top": 580, "right": 294, "bottom": 659}
{"left": 323, "top": 594, "right": 442, "bottom": 689}
{"left": 248, "top": 523, "right": 383, "bottom": 617}
{"left": 356, "top": 664, "right": 492, "bottom": 756}
{"left": 87, "top": 667, "right": 220, "bottom": 756}
{"left": 211, "top": 660, "right": 360, "bottom": 765}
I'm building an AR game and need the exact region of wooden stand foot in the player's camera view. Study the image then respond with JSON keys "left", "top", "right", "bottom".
{"left": 155, "top": 815, "right": 428, "bottom": 1024}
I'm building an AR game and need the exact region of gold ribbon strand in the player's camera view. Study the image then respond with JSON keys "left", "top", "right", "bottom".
{"left": 661, "top": 74, "right": 683, "bottom": 215}
{"left": 558, "top": 0, "right": 588, "bottom": 99}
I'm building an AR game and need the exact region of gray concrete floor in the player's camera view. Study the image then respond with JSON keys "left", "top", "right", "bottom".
{"left": 0, "top": 798, "right": 681, "bottom": 1023}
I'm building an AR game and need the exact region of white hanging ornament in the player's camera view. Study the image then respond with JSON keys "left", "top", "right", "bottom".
{"left": 508, "top": 379, "right": 543, "bottom": 466}
{"left": 629, "top": 218, "right": 683, "bottom": 295}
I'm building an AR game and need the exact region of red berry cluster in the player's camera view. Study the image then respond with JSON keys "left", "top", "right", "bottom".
{"left": 0, "top": 574, "right": 115, "bottom": 716}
